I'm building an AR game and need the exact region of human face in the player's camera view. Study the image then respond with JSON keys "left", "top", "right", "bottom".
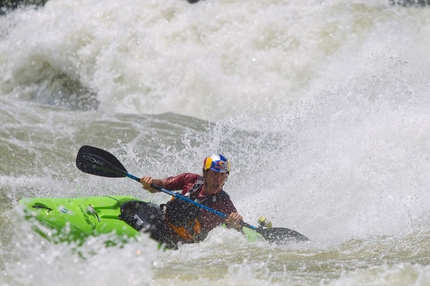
{"left": 203, "top": 170, "right": 228, "bottom": 195}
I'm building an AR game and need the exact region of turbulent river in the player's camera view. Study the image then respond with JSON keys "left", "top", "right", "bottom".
{"left": 1, "top": 0, "right": 430, "bottom": 285}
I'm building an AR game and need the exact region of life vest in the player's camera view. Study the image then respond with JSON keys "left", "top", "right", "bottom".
{"left": 164, "top": 176, "right": 230, "bottom": 242}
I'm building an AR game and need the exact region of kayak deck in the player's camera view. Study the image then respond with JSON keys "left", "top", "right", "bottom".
{"left": 19, "top": 196, "right": 141, "bottom": 245}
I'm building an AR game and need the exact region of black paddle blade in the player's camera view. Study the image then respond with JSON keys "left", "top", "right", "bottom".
{"left": 256, "top": 227, "right": 309, "bottom": 243}
{"left": 76, "top": 145, "right": 128, "bottom": 178}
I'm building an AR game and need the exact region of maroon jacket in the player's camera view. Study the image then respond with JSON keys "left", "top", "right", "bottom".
{"left": 158, "top": 173, "right": 238, "bottom": 232}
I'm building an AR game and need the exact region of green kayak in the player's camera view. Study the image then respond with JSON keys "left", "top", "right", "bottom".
{"left": 18, "top": 195, "right": 265, "bottom": 247}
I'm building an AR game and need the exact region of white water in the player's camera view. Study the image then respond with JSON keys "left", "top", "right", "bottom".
{"left": 2, "top": 0, "right": 430, "bottom": 285}
{"left": 4, "top": 0, "right": 427, "bottom": 118}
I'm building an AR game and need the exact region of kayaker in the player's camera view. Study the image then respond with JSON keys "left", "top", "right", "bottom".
{"left": 139, "top": 154, "right": 244, "bottom": 246}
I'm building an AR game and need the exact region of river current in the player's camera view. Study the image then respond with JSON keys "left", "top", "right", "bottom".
{"left": 1, "top": 0, "right": 430, "bottom": 285}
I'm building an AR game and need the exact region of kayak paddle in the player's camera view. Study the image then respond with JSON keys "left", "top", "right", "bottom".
{"left": 76, "top": 145, "right": 309, "bottom": 243}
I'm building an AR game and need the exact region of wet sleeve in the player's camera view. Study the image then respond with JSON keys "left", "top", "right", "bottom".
{"left": 160, "top": 173, "right": 199, "bottom": 193}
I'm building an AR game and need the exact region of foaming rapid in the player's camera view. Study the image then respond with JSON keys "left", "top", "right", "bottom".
{"left": 2, "top": 0, "right": 429, "bottom": 120}
{"left": 2, "top": 0, "right": 430, "bottom": 285}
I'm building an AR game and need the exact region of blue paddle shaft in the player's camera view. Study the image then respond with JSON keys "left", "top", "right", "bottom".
{"left": 126, "top": 172, "right": 257, "bottom": 230}
{"left": 127, "top": 173, "right": 141, "bottom": 182}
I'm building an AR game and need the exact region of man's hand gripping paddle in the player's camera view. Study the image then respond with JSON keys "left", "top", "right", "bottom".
{"left": 75, "top": 145, "right": 309, "bottom": 243}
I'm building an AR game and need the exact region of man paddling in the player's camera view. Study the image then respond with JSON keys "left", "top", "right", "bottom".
{"left": 76, "top": 146, "right": 309, "bottom": 246}
{"left": 120, "top": 154, "right": 243, "bottom": 248}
